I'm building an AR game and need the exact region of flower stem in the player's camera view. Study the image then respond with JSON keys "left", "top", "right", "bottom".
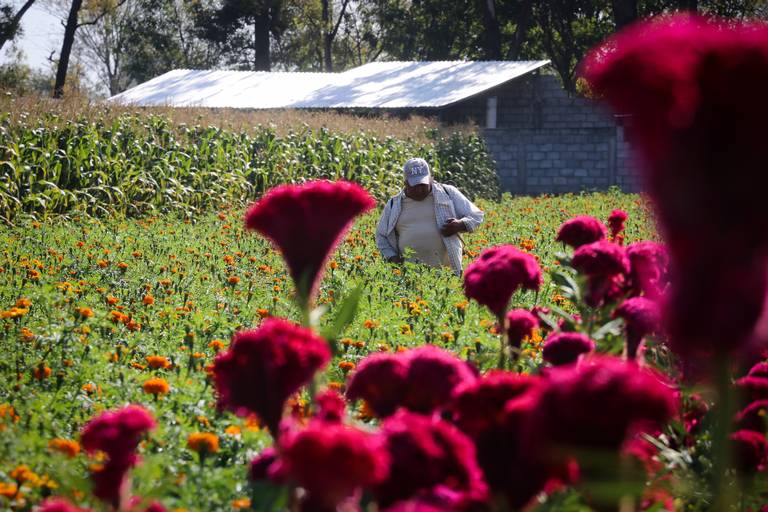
{"left": 711, "top": 355, "right": 736, "bottom": 511}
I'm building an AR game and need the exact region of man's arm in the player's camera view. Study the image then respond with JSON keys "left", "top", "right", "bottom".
{"left": 375, "top": 199, "right": 401, "bottom": 262}
{"left": 445, "top": 185, "right": 484, "bottom": 232}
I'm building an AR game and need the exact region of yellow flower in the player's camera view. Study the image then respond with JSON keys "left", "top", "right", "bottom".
{"left": 441, "top": 332, "right": 455, "bottom": 342}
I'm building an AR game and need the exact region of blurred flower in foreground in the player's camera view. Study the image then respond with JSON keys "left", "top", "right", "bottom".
{"left": 244, "top": 180, "right": 375, "bottom": 308}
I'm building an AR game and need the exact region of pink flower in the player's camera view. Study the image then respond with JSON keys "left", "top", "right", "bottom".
{"left": 36, "top": 499, "right": 90, "bottom": 512}
{"left": 212, "top": 318, "right": 330, "bottom": 434}
{"left": 244, "top": 180, "right": 375, "bottom": 306}
{"left": 748, "top": 362, "right": 768, "bottom": 378}
{"left": 736, "top": 376, "right": 768, "bottom": 402}
{"left": 249, "top": 447, "right": 286, "bottom": 484}
{"left": 626, "top": 241, "right": 668, "bottom": 299}
{"left": 374, "top": 411, "right": 488, "bottom": 508}
{"left": 346, "top": 353, "right": 409, "bottom": 418}
{"left": 556, "top": 216, "right": 607, "bottom": 248}
{"left": 613, "top": 297, "right": 661, "bottom": 360}
{"left": 607, "top": 210, "right": 628, "bottom": 240}
{"left": 542, "top": 332, "right": 595, "bottom": 366}
{"left": 526, "top": 357, "right": 677, "bottom": 459}
{"left": 572, "top": 240, "right": 629, "bottom": 277}
{"left": 279, "top": 423, "right": 388, "bottom": 511}
{"left": 464, "top": 245, "right": 542, "bottom": 317}
{"left": 402, "top": 346, "right": 476, "bottom": 414}
{"left": 731, "top": 430, "right": 768, "bottom": 473}
{"left": 582, "top": 15, "right": 768, "bottom": 358}
{"left": 347, "top": 347, "right": 475, "bottom": 417}
{"left": 505, "top": 309, "right": 539, "bottom": 350}
{"left": 80, "top": 405, "right": 156, "bottom": 508}
{"left": 314, "top": 389, "right": 346, "bottom": 423}
{"left": 450, "top": 372, "right": 542, "bottom": 498}
{"left": 735, "top": 400, "right": 768, "bottom": 433}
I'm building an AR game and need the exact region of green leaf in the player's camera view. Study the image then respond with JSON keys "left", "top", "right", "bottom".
{"left": 592, "top": 318, "right": 624, "bottom": 340}
{"left": 321, "top": 286, "right": 363, "bottom": 344}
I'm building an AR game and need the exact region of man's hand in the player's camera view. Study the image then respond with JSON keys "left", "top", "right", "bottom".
{"left": 440, "top": 218, "right": 466, "bottom": 237}
{"left": 387, "top": 255, "right": 404, "bottom": 264}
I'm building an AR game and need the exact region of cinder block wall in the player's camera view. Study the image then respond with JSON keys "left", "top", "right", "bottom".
{"left": 441, "top": 73, "right": 643, "bottom": 194}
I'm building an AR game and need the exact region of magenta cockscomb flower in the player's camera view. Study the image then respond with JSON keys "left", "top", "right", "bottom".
{"left": 450, "top": 372, "right": 545, "bottom": 501}
{"left": 582, "top": 15, "right": 768, "bottom": 358}
{"left": 556, "top": 216, "right": 607, "bottom": 248}
{"left": 374, "top": 411, "right": 488, "bottom": 508}
{"left": 36, "top": 499, "right": 90, "bottom": 512}
{"left": 212, "top": 318, "right": 330, "bottom": 435}
{"left": 279, "top": 423, "right": 388, "bottom": 511}
{"left": 526, "top": 357, "right": 677, "bottom": 458}
{"left": 346, "top": 352, "right": 409, "bottom": 418}
{"left": 735, "top": 400, "right": 768, "bottom": 433}
{"left": 736, "top": 376, "right": 768, "bottom": 402}
{"left": 347, "top": 346, "right": 475, "bottom": 417}
{"left": 731, "top": 430, "right": 768, "bottom": 473}
{"left": 402, "top": 346, "right": 477, "bottom": 414}
{"left": 572, "top": 240, "right": 629, "bottom": 277}
{"left": 464, "top": 245, "right": 542, "bottom": 317}
{"left": 249, "top": 447, "right": 286, "bottom": 484}
{"left": 314, "top": 389, "right": 346, "bottom": 423}
{"left": 80, "top": 405, "right": 156, "bottom": 508}
{"left": 541, "top": 332, "right": 595, "bottom": 366}
{"left": 613, "top": 297, "right": 661, "bottom": 360}
{"left": 748, "top": 362, "right": 768, "bottom": 378}
{"left": 626, "top": 241, "right": 668, "bottom": 300}
{"left": 607, "top": 210, "right": 628, "bottom": 241}
{"left": 505, "top": 309, "right": 539, "bottom": 350}
{"left": 245, "top": 180, "right": 375, "bottom": 307}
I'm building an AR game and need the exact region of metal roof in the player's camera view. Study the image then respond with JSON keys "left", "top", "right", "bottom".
{"left": 109, "top": 60, "right": 550, "bottom": 109}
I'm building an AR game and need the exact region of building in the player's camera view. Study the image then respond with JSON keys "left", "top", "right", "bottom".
{"left": 110, "top": 61, "right": 640, "bottom": 194}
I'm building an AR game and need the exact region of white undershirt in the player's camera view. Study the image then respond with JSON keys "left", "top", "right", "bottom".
{"left": 396, "top": 193, "right": 450, "bottom": 267}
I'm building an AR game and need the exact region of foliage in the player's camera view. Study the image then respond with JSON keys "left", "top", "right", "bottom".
{"left": 0, "top": 112, "right": 498, "bottom": 222}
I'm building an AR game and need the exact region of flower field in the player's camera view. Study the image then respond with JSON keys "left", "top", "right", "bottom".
{"left": 0, "top": 190, "right": 662, "bottom": 511}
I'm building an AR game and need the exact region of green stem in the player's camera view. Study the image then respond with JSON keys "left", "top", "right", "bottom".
{"left": 711, "top": 355, "right": 736, "bottom": 511}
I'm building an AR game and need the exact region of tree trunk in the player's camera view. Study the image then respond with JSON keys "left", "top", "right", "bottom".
{"left": 322, "top": 0, "right": 332, "bottom": 71}
{"left": 0, "top": 0, "right": 37, "bottom": 52}
{"left": 507, "top": 0, "right": 532, "bottom": 60}
{"left": 53, "top": 0, "right": 83, "bottom": 98}
{"left": 611, "top": 0, "right": 637, "bottom": 30}
{"left": 478, "top": 0, "right": 501, "bottom": 60}
{"left": 253, "top": 13, "right": 270, "bottom": 71}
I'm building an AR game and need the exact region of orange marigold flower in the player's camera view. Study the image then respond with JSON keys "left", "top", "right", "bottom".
{"left": 363, "top": 319, "right": 379, "bottom": 329}
{"left": 441, "top": 332, "right": 455, "bottom": 342}
{"left": 223, "top": 255, "right": 235, "bottom": 265}
{"left": 82, "top": 383, "right": 96, "bottom": 394}
{"left": 27, "top": 269, "right": 41, "bottom": 280}
{"left": 10, "top": 465, "right": 39, "bottom": 485}
{"left": 48, "top": 438, "right": 80, "bottom": 458}
{"left": 224, "top": 425, "right": 241, "bottom": 436}
{"left": 117, "top": 262, "right": 129, "bottom": 270}
{"left": 208, "top": 339, "right": 225, "bottom": 351}
{"left": 328, "top": 260, "right": 338, "bottom": 269}
{"left": 228, "top": 276, "right": 240, "bottom": 285}
{"left": 0, "top": 482, "right": 18, "bottom": 498}
{"left": 142, "top": 377, "right": 170, "bottom": 396}
{"left": 231, "top": 498, "right": 251, "bottom": 509}
{"left": 15, "top": 298, "right": 31, "bottom": 308}
{"left": 20, "top": 328, "right": 35, "bottom": 341}
{"left": 142, "top": 294, "right": 155, "bottom": 306}
{"left": 75, "top": 306, "right": 94, "bottom": 319}
{"left": 97, "top": 260, "right": 109, "bottom": 268}
{"left": 146, "top": 355, "right": 171, "bottom": 369}
{"left": 338, "top": 361, "right": 356, "bottom": 372}
{"left": 33, "top": 364, "right": 51, "bottom": 380}
{"left": 256, "top": 308, "right": 270, "bottom": 319}
{"left": 106, "top": 296, "right": 119, "bottom": 306}
{"left": 132, "top": 251, "right": 142, "bottom": 258}
{"left": 187, "top": 432, "right": 219, "bottom": 454}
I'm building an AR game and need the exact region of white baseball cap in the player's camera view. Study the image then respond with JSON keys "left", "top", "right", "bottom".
{"left": 403, "top": 158, "right": 431, "bottom": 186}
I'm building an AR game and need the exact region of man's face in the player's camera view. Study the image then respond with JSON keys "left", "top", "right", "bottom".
{"left": 404, "top": 180, "right": 432, "bottom": 201}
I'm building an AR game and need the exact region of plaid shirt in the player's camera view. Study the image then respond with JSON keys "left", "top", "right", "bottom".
{"left": 375, "top": 182, "right": 484, "bottom": 275}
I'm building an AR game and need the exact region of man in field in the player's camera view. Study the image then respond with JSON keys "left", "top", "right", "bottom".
{"left": 375, "top": 157, "right": 484, "bottom": 275}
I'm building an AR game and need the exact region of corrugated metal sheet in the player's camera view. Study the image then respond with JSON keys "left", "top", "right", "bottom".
{"left": 109, "top": 60, "right": 550, "bottom": 109}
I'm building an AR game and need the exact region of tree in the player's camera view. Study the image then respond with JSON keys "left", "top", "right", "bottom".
{"left": 478, "top": 0, "right": 502, "bottom": 59}
{"left": 321, "top": 0, "right": 350, "bottom": 71}
{"left": 0, "top": 0, "right": 37, "bottom": 52}
{"left": 195, "top": 0, "right": 288, "bottom": 71}
{"left": 611, "top": 0, "right": 637, "bottom": 29}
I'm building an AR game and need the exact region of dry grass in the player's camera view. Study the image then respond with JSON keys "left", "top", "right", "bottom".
{"left": 1, "top": 91, "right": 478, "bottom": 143}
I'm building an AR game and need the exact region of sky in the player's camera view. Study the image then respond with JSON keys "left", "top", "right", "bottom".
{"left": 0, "top": 1, "right": 61, "bottom": 72}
